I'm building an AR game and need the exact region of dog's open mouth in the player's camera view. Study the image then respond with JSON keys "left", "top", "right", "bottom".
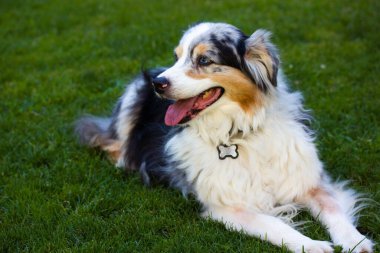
{"left": 165, "top": 87, "right": 224, "bottom": 126}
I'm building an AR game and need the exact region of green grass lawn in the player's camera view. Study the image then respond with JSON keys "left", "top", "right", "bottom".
{"left": 1, "top": 0, "right": 379, "bottom": 252}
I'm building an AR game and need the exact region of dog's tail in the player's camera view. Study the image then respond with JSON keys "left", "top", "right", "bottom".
{"left": 74, "top": 116, "right": 122, "bottom": 162}
{"left": 75, "top": 116, "right": 113, "bottom": 147}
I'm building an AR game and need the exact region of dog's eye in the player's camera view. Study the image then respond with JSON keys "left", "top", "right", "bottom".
{"left": 174, "top": 53, "right": 178, "bottom": 62}
{"left": 198, "top": 56, "right": 213, "bottom": 66}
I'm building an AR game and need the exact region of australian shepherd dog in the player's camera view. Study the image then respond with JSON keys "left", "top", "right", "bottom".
{"left": 75, "top": 22, "right": 374, "bottom": 252}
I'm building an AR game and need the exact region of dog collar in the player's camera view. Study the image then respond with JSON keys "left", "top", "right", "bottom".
{"left": 217, "top": 144, "right": 239, "bottom": 160}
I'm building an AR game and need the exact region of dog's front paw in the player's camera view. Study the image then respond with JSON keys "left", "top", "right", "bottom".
{"left": 292, "top": 240, "right": 333, "bottom": 253}
{"left": 339, "top": 237, "right": 374, "bottom": 253}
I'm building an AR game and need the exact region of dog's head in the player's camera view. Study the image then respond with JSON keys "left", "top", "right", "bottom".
{"left": 153, "top": 22, "right": 279, "bottom": 129}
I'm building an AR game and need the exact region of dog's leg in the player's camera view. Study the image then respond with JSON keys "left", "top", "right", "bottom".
{"left": 204, "top": 206, "right": 333, "bottom": 253}
{"left": 301, "top": 184, "right": 374, "bottom": 253}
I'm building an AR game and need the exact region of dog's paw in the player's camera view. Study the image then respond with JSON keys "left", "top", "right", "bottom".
{"left": 339, "top": 237, "right": 374, "bottom": 253}
{"left": 292, "top": 240, "right": 333, "bottom": 253}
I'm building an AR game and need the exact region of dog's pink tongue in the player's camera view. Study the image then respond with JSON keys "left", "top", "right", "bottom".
{"left": 165, "top": 97, "right": 198, "bottom": 126}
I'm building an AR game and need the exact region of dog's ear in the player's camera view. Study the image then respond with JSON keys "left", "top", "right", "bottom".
{"left": 243, "top": 29, "right": 279, "bottom": 91}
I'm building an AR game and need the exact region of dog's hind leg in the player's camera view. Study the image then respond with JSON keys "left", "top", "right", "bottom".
{"left": 111, "top": 77, "right": 146, "bottom": 167}
{"left": 204, "top": 205, "right": 333, "bottom": 253}
{"left": 300, "top": 181, "right": 374, "bottom": 253}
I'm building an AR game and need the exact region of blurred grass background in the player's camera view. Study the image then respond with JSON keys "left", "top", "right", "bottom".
{"left": 0, "top": 0, "right": 379, "bottom": 252}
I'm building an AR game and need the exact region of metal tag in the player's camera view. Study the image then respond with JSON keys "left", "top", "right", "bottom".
{"left": 217, "top": 144, "right": 239, "bottom": 160}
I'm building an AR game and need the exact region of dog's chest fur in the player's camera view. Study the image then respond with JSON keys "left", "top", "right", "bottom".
{"left": 166, "top": 118, "right": 323, "bottom": 212}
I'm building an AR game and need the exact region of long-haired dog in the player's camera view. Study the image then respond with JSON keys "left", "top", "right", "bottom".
{"left": 75, "top": 22, "right": 374, "bottom": 252}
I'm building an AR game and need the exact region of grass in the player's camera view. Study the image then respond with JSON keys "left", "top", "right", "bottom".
{"left": 1, "top": 0, "right": 379, "bottom": 252}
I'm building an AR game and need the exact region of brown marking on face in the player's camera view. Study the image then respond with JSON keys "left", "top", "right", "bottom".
{"left": 186, "top": 67, "right": 263, "bottom": 113}
{"left": 192, "top": 43, "right": 210, "bottom": 57}
{"left": 175, "top": 46, "right": 183, "bottom": 59}
{"left": 308, "top": 187, "right": 339, "bottom": 213}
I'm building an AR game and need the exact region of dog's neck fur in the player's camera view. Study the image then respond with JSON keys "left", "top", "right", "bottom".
{"left": 187, "top": 100, "right": 267, "bottom": 146}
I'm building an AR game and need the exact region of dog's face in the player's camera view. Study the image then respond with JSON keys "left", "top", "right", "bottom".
{"left": 152, "top": 23, "right": 279, "bottom": 127}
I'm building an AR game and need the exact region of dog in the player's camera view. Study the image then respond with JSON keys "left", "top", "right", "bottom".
{"left": 75, "top": 22, "right": 374, "bottom": 252}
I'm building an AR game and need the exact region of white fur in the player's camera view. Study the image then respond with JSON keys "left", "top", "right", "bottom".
{"left": 163, "top": 72, "right": 373, "bottom": 251}
{"left": 117, "top": 23, "right": 374, "bottom": 252}
{"left": 115, "top": 77, "right": 145, "bottom": 167}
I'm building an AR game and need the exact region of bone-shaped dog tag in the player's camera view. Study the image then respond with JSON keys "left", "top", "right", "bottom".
{"left": 217, "top": 144, "right": 239, "bottom": 160}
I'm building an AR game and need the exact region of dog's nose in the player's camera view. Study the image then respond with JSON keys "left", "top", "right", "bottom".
{"left": 152, "top": 77, "right": 170, "bottom": 94}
